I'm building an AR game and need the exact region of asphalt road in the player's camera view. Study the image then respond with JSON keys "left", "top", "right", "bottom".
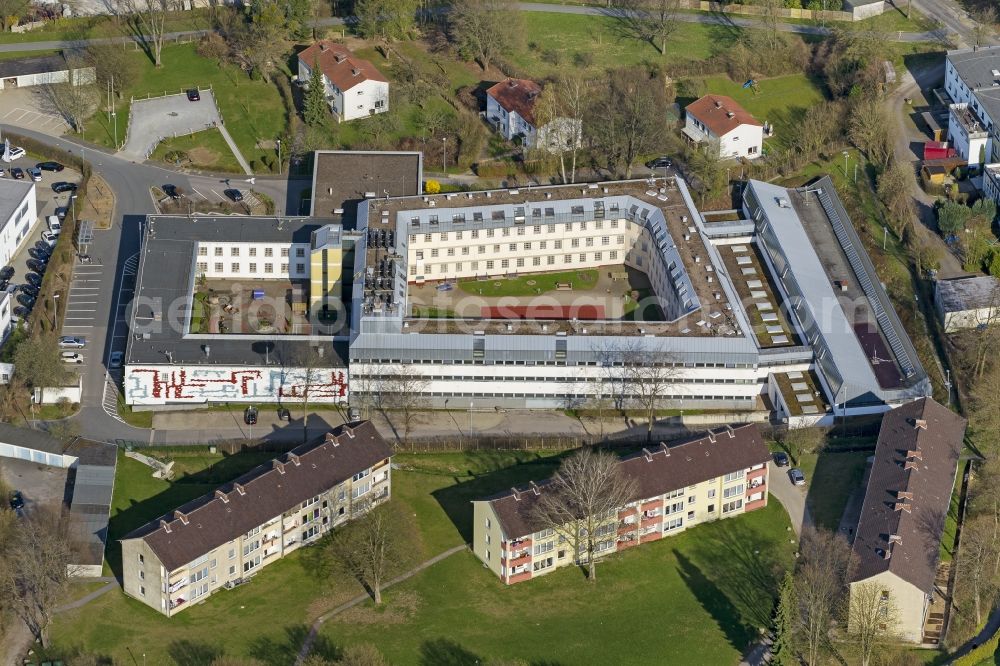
{"left": 0, "top": 2, "right": 971, "bottom": 57}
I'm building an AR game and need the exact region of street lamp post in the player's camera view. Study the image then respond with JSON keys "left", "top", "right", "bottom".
{"left": 468, "top": 400, "right": 473, "bottom": 434}
{"left": 442, "top": 137, "right": 447, "bottom": 173}
{"left": 843, "top": 150, "right": 849, "bottom": 178}
{"left": 53, "top": 293, "right": 60, "bottom": 332}
{"left": 276, "top": 139, "right": 282, "bottom": 175}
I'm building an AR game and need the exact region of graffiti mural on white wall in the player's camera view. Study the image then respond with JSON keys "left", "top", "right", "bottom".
{"left": 124, "top": 365, "right": 348, "bottom": 406}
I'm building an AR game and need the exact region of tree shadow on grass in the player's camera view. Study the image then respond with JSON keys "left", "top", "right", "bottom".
{"left": 248, "top": 624, "right": 341, "bottom": 665}
{"left": 428, "top": 452, "right": 565, "bottom": 543}
{"left": 166, "top": 639, "right": 224, "bottom": 666}
{"left": 675, "top": 551, "right": 753, "bottom": 654}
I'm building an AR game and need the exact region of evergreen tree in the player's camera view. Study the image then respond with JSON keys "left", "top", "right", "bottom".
{"left": 304, "top": 58, "right": 328, "bottom": 127}
{"left": 771, "top": 571, "right": 798, "bottom": 666}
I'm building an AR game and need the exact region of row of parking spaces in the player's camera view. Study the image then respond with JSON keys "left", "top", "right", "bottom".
{"left": 1, "top": 107, "right": 69, "bottom": 133}
{"left": 60, "top": 259, "right": 103, "bottom": 335}
{"left": 101, "top": 254, "right": 138, "bottom": 425}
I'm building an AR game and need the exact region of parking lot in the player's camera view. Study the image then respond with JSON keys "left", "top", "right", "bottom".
{"left": 121, "top": 89, "right": 223, "bottom": 162}
{"left": 0, "top": 457, "right": 69, "bottom": 516}
{"left": 0, "top": 88, "right": 71, "bottom": 135}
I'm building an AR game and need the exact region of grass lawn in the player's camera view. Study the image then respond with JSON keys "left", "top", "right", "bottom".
{"left": 458, "top": 268, "right": 598, "bottom": 297}
{"left": 115, "top": 394, "right": 153, "bottom": 429}
{"left": 510, "top": 12, "right": 740, "bottom": 78}
{"left": 320, "top": 501, "right": 795, "bottom": 665}
{"left": 801, "top": 451, "right": 870, "bottom": 531}
{"left": 692, "top": 73, "right": 828, "bottom": 149}
{"left": 152, "top": 128, "right": 243, "bottom": 173}
{"left": 82, "top": 43, "right": 285, "bottom": 173}
{"left": 0, "top": 10, "right": 212, "bottom": 45}
{"left": 48, "top": 449, "right": 562, "bottom": 663}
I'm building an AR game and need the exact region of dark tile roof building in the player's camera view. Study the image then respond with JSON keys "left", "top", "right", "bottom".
{"left": 849, "top": 398, "right": 966, "bottom": 643}
{"left": 120, "top": 422, "right": 393, "bottom": 615}
{"left": 473, "top": 424, "right": 771, "bottom": 584}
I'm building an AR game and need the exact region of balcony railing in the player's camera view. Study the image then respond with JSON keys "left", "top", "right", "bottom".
{"left": 169, "top": 597, "right": 187, "bottom": 610}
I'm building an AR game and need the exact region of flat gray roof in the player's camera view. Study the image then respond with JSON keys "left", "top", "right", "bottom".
{"left": 0, "top": 179, "right": 32, "bottom": 236}
{"left": 310, "top": 150, "right": 422, "bottom": 224}
{"left": 947, "top": 46, "right": 1000, "bottom": 124}
{"left": 936, "top": 275, "right": 1000, "bottom": 312}
{"left": 126, "top": 215, "right": 349, "bottom": 367}
{"left": 0, "top": 53, "right": 72, "bottom": 78}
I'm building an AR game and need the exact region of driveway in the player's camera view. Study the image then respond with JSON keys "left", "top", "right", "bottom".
{"left": 120, "top": 90, "right": 222, "bottom": 162}
{"left": 768, "top": 460, "right": 812, "bottom": 537}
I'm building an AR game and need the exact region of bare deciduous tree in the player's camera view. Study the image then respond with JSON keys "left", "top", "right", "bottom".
{"left": 586, "top": 67, "right": 667, "bottom": 178}
{"left": 115, "top": 0, "right": 173, "bottom": 67}
{"left": 877, "top": 160, "right": 915, "bottom": 238}
{"left": 849, "top": 98, "right": 894, "bottom": 170}
{"left": 41, "top": 79, "right": 98, "bottom": 134}
{"left": 0, "top": 509, "right": 75, "bottom": 648}
{"left": 795, "top": 528, "right": 854, "bottom": 666}
{"left": 846, "top": 582, "right": 899, "bottom": 666}
{"left": 533, "top": 71, "right": 586, "bottom": 184}
{"left": 617, "top": 0, "right": 682, "bottom": 55}
{"left": 328, "top": 504, "right": 399, "bottom": 604}
{"left": 957, "top": 516, "right": 998, "bottom": 627}
{"left": 448, "top": 0, "right": 524, "bottom": 72}
{"left": 778, "top": 426, "right": 828, "bottom": 465}
{"left": 377, "top": 364, "right": 429, "bottom": 444}
{"left": 532, "top": 448, "right": 638, "bottom": 582}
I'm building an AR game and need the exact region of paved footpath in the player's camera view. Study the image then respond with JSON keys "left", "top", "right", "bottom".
{"left": 295, "top": 544, "right": 468, "bottom": 665}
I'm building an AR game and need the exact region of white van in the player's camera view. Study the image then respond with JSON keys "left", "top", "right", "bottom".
{"left": 46, "top": 215, "right": 61, "bottom": 233}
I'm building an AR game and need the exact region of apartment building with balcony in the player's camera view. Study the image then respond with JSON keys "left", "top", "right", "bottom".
{"left": 943, "top": 46, "right": 1000, "bottom": 165}
{"left": 472, "top": 424, "right": 770, "bottom": 585}
{"left": 119, "top": 421, "right": 392, "bottom": 616}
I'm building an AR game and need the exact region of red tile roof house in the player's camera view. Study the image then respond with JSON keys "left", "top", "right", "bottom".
{"left": 472, "top": 424, "right": 771, "bottom": 585}
{"left": 485, "top": 78, "right": 582, "bottom": 152}
{"left": 297, "top": 41, "right": 389, "bottom": 122}
{"left": 683, "top": 94, "right": 764, "bottom": 160}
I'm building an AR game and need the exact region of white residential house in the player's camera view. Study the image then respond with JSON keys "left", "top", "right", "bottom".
{"left": 0, "top": 179, "right": 36, "bottom": 268}
{"left": 297, "top": 41, "right": 388, "bottom": 122}
{"left": 485, "top": 79, "right": 581, "bottom": 152}
{"left": 683, "top": 94, "right": 764, "bottom": 160}
{"left": 943, "top": 46, "right": 1000, "bottom": 165}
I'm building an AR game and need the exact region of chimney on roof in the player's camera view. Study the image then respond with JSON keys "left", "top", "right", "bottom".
{"left": 288, "top": 453, "right": 301, "bottom": 466}
{"left": 726, "top": 112, "right": 735, "bottom": 118}
{"left": 160, "top": 519, "right": 172, "bottom": 534}
{"left": 234, "top": 482, "right": 246, "bottom": 496}
{"left": 881, "top": 547, "right": 892, "bottom": 560}
{"left": 511, "top": 487, "right": 522, "bottom": 501}
{"left": 274, "top": 460, "right": 286, "bottom": 475}
{"left": 215, "top": 490, "right": 229, "bottom": 504}
{"left": 904, "top": 460, "right": 919, "bottom": 471}
{"left": 888, "top": 534, "right": 902, "bottom": 545}
{"left": 714, "top": 100, "right": 721, "bottom": 108}
{"left": 174, "top": 510, "right": 189, "bottom": 525}
{"left": 914, "top": 419, "right": 928, "bottom": 430}
{"left": 897, "top": 491, "right": 914, "bottom": 500}
{"left": 894, "top": 501, "right": 912, "bottom": 513}
{"left": 351, "top": 68, "right": 360, "bottom": 76}
{"left": 906, "top": 449, "right": 923, "bottom": 460}
{"left": 343, "top": 425, "right": 355, "bottom": 438}
{"left": 642, "top": 448, "right": 653, "bottom": 462}
{"left": 529, "top": 481, "right": 541, "bottom": 496}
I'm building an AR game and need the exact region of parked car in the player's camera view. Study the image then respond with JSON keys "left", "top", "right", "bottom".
{"left": 11, "top": 305, "right": 27, "bottom": 320}
{"left": 40, "top": 231, "right": 58, "bottom": 247}
{"left": 773, "top": 451, "right": 789, "bottom": 467}
{"left": 37, "top": 161, "right": 64, "bottom": 172}
{"left": 0, "top": 167, "right": 7, "bottom": 177}
{"left": 26, "top": 167, "right": 41, "bottom": 182}
{"left": 55, "top": 206, "right": 67, "bottom": 220}
{"left": 278, "top": 408, "right": 291, "bottom": 421}
{"left": 244, "top": 406, "right": 258, "bottom": 425}
{"left": 26, "top": 259, "right": 46, "bottom": 273}
{"left": 187, "top": 89, "right": 200, "bottom": 102}
{"left": 52, "top": 182, "right": 77, "bottom": 193}
{"left": 0, "top": 266, "right": 14, "bottom": 282}
{"left": 9, "top": 490, "right": 24, "bottom": 511}
{"left": 224, "top": 188, "right": 244, "bottom": 202}
{"left": 163, "top": 184, "right": 180, "bottom": 199}
{"left": 19, "top": 284, "right": 38, "bottom": 298}
{"left": 109, "top": 351, "right": 124, "bottom": 369}
{"left": 28, "top": 248, "right": 49, "bottom": 261}
{"left": 789, "top": 468, "right": 806, "bottom": 486}
{"left": 5, "top": 147, "right": 25, "bottom": 161}
{"left": 16, "top": 293, "right": 35, "bottom": 308}
{"left": 58, "top": 336, "right": 86, "bottom": 348}
{"left": 11, "top": 167, "right": 24, "bottom": 179}
{"left": 61, "top": 351, "right": 84, "bottom": 364}
{"left": 644, "top": 156, "right": 673, "bottom": 169}
{"left": 24, "top": 272, "right": 42, "bottom": 287}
